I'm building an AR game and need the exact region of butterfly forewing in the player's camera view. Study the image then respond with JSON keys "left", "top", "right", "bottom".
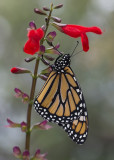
{"left": 34, "top": 54, "right": 88, "bottom": 144}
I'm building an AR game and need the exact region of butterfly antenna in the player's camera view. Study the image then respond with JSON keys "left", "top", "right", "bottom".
{"left": 71, "top": 41, "right": 79, "bottom": 57}
{"left": 72, "top": 50, "right": 83, "bottom": 57}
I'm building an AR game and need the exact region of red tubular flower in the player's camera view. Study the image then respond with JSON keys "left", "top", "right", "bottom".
{"left": 52, "top": 22, "right": 102, "bottom": 52}
{"left": 24, "top": 28, "right": 44, "bottom": 55}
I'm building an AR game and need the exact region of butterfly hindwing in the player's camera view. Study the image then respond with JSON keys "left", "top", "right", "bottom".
{"left": 62, "top": 103, "right": 88, "bottom": 144}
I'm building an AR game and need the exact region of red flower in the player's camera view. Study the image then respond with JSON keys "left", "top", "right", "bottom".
{"left": 52, "top": 22, "right": 102, "bottom": 52}
{"left": 24, "top": 28, "right": 44, "bottom": 55}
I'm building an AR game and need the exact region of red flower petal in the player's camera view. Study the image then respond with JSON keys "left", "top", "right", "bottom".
{"left": 85, "top": 26, "right": 102, "bottom": 34}
{"left": 28, "top": 28, "right": 44, "bottom": 40}
{"left": 24, "top": 39, "right": 40, "bottom": 55}
{"left": 36, "top": 28, "right": 44, "bottom": 39}
{"left": 24, "top": 28, "right": 44, "bottom": 55}
{"left": 81, "top": 33, "right": 89, "bottom": 52}
{"left": 62, "top": 25, "right": 81, "bottom": 38}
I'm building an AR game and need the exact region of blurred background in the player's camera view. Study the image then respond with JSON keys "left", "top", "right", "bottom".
{"left": 0, "top": 0, "right": 114, "bottom": 159}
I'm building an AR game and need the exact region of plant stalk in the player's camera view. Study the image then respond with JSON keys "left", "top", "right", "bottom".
{"left": 25, "top": 58, "right": 39, "bottom": 151}
{"left": 25, "top": 5, "right": 53, "bottom": 152}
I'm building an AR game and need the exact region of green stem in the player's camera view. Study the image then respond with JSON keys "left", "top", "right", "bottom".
{"left": 41, "top": 3, "right": 53, "bottom": 43}
{"left": 45, "top": 5, "right": 53, "bottom": 36}
{"left": 25, "top": 4, "right": 53, "bottom": 152}
{"left": 25, "top": 58, "right": 39, "bottom": 151}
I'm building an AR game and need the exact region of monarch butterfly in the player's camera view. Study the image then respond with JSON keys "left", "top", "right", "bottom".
{"left": 34, "top": 50, "right": 88, "bottom": 144}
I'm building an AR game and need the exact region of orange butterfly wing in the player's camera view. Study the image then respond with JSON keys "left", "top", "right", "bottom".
{"left": 34, "top": 66, "right": 88, "bottom": 144}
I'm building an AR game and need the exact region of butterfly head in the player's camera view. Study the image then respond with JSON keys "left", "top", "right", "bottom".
{"left": 52, "top": 54, "right": 71, "bottom": 73}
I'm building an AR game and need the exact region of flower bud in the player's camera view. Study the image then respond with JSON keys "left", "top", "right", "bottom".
{"left": 46, "top": 31, "right": 56, "bottom": 43}
{"left": 45, "top": 47, "right": 61, "bottom": 55}
{"left": 40, "top": 45, "right": 45, "bottom": 54}
{"left": 13, "top": 146, "right": 22, "bottom": 158}
{"left": 14, "top": 88, "right": 29, "bottom": 104}
{"left": 55, "top": 43, "right": 60, "bottom": 49}
{"left": 39, "top": 120, "right": 52, "bottom": 130}
{"left": 21, "top": 122, "right": 27, "bottom": 132}
{"left": 41, "top": 58, "right": 50, "bottom": 66}
{"left": 38, "top": 75, "right": 48, "bottom": 81}
{"left": 43, "top": 7, "right": 50, "bottom": 11}
{"left": 51, "top": 16, "right": 61, "bottom": 23}
{"left": 34, "top": 8, "right": 47, "bottom": 15}
{"left": 51, "top": 3, "right": 53, "bottom": 8}
{"left": 29, "top": 21, "right": 36, "bottom": 29}
{"left": 6, "top": 119, "right": 28, "bottom": 133}
{"left": 22, "top": 93, "right": 29, "bottom": 104}
{"left": 54, "top": 4, "right": 63, "bottom": 9}
{"left": 32, "top": 149, "right": 48, "bottom": 160}
{"left": 23, "top": 150, "right": 30, "bottom": 160}
{"left": 11, "top": 67, "right": 31, "bottom": 74}
{"left": 24, "top": 57, "right": 36, "bottom": 62}
{"left": 44, "top": 55, "right": 55, "bottom": 61}
{"left": 6, "top": 118, "right": 20, "bottom": 128}
{"left": 41, "top": 25, "right": 46, "bottom": 31}
{"left": 41, "top": 67, "right": 52, "bottom": 75}
{"left": 35, "top": 149, "right": 41, "bottom": 157}
{"left": 32, "top": 120, "right": 52, "bottom": 130}
{"left": 51, "top": 22, "right": 66, "bottom": 32}
{"left": 45, "top": 17, "right": 48, "bottom": 23}
{"left": 14, "top": 88, "right": 22, "bottom": 98}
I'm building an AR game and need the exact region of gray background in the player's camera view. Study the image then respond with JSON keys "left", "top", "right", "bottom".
{"left": 0, "top": 0, "right": 114, "bottom": 160}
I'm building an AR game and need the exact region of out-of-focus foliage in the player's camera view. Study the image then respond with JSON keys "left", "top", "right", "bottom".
{"left": 0, "top": 0, "right": 114, "bottom": 160}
